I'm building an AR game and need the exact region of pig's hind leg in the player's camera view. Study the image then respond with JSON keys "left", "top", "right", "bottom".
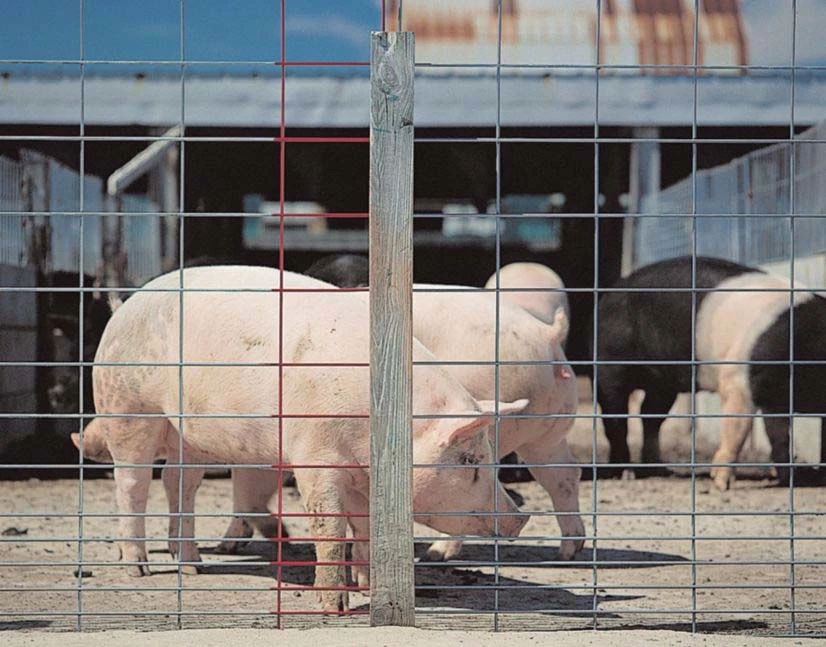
{"left": 519, "top": 439, "right": 585, "bottom": 560}
{"left": 106, "top": 416, "right": 168, "bottom": 577}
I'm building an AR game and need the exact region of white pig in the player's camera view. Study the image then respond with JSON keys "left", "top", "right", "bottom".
{"left": 484, "top": 262, "right": 569, "bottom": 343}
{"left": 213, "top": 285, "right": 584, "bottom": 562}
{"left": 90, "top": 265, "right": 529, "bottom": 612}
{"left": 410, "top": 286, "right": 582, "bottom": 560}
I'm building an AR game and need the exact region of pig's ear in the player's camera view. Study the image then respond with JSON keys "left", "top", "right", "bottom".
{"left": 476, "top": 398, "right": 530, "bottom": 417}
{"left": 548, "top": 307, "right": 569, "bottom": 343}
{"left": 443, "top": 415, "right": 491, "bottom": 446}
{"left": 70, "top": 432, "right": 81, "bottom": 450}
{"left": 442, "top": 399, "right": 530, "bottom": 446}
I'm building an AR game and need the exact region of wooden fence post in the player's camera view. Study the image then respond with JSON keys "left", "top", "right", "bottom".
{"left": 369, "top": 30, "right": 415, "bottom": 627}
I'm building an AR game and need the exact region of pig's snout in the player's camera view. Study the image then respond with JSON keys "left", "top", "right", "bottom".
{"left": 489, "top": 507, "right": 529, "bottom": 538}
{"left": 474, "top": 491, "right": 529, "bottom": 537}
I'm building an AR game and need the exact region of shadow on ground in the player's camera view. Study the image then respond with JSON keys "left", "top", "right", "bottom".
{"left": 414, "top": 542, "right": 689, "bottom": 570}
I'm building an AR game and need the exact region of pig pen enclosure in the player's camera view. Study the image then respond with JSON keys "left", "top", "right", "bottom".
{"left": 1, "top": 0, "right": 826, "bottom": 639}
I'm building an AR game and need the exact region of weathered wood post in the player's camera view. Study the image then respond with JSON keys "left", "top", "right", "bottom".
{"left": 369, "top": 30, "right": 415, "bottom": 626}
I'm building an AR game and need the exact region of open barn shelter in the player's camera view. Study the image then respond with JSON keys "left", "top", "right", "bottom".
{"left": 1, "top": 0, "right": 825, "bottom": 639}
{"left": 3, "top": 1, "right": 825, "bottom": 366}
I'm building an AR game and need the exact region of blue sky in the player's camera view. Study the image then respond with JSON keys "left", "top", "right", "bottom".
{"left": 0, "top": 0, "right": 824, "bottom": 71}
{"left": 0, "top": 0, "right": 382, "bottom": 65}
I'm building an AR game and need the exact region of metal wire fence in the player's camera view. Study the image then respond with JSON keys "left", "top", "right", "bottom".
{"left": 635, "top": 120, "right": 826, "bottom": 270}
{"left": 0, "top": 0, "right": 824, "bottom": 639}
{"left": 0, "top": 151, "right": 161, "bottom": 283}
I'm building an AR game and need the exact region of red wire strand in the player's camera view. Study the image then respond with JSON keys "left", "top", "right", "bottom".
{"left": 268, "top": 1, "right": 385, "bottom": 621}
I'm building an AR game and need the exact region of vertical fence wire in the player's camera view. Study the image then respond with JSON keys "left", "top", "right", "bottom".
{"left": 689, "top": 0, "right": 700, "bottom": 634}
{"left": 492, "top": 0, "right": 503, "bottom": 632}
{"left": 591, "top": 0, "right": 602, "bottom": 629}
{"left": 76, "top": 0, "right": 86, "bottom": 631}
{"left": 276, "top": 0, "right": 287, "bottom": 626}
{"left": 787, "top": 0, "right": 798, "bottom": 634}
{"left": 175, "top": 0, "right": 186, "bottom": 628}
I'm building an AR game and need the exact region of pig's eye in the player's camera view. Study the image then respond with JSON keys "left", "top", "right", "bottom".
{"left": 459, "top": 453, "right": 480, "bottom": 483}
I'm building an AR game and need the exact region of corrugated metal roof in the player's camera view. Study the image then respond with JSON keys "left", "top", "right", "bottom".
{"left": 0, "top": 72, "right": 823, "bottom": 128}
{"left": 387, "top": 0, "right": 749, "bottom": 71}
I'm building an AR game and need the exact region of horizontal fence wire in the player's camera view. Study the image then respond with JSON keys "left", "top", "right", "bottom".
{"left": 0, "top": 0, "right": 824, "bottom": 639}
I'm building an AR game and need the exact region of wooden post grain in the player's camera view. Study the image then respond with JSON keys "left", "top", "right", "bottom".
{"left": 369, "top": 30, "right": 415, "bottom": 626}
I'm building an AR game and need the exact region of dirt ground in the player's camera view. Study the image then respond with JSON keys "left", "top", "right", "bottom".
{"left": 1, "top": 398, "right": 824, "bottom": 639}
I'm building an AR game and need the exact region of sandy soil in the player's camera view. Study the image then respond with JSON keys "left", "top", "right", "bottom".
{"left": 2, "top": 627, "right": 816, "bottom": 647}
{"left": 1, "top": 400, "right": 824, "bottom": 640}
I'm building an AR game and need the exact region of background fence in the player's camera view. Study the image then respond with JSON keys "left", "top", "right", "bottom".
{"left": 1, "top": 0, "right": 825, "bottom": 639}
{"left": 0, "top": 150, "right": 162, "bottom": 284}
{"left": 635, "top": 120, "right": 826, "bottom": 271}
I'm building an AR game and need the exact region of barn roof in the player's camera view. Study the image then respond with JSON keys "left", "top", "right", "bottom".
{"left": 387, "top": 0, "right": 750, "bottom": 71}
{"left": 0, "top": 70, "right": 823, "bottom": 128}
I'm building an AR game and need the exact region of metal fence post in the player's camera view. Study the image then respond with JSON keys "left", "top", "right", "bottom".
{"left": 369, "top": 30, "right": 415, "bottom": 626}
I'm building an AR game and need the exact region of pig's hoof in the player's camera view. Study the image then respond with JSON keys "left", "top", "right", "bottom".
{"left": 557, "top": 538, "right": 584, "bottom": 561}
{"left": 710, "top": 469, "right": 733, "bottom": 491}
{"left": 126, "top": 563, "right": 152, "bottom": 577}
{"left": 422, "top": 540, "right": 462, "bottom": 562}
{"left": 181, "top": 563, "right": 201, "bottom": 576}
{"left": 318, "top": 590, "right": 349, "bottom": 614}
{"left": 771, "top": 466, "right": 791, "bottom": 487}
{"left": 351, "top": 564, "right": 370, "bottom": 590}
{"left": 214, "top": 539, "right": 248, "bottom": 554}
{"left": 620, "top": 468, "right": 636, "bottom": 481}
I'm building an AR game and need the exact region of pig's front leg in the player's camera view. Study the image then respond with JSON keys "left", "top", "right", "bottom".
{"left": 161, "top": 443, "right": 205, "bottom": 575}
{"left": 215, "top": 517, "right": 254, "bottom": 554}
{"left": 297, "top": 470, "right": 351, "bottom": 613}
{"left": 422, "top": 538, "right": 463, "bottom": 562}
{"left": 217, "top": 467, "right": 284, "bottom": 554}
{"left": 710, "top": 385, "right": 755, "bottom": 491}
{"left": 762, "top": 412, "right": 791, "bottom": 487}
{"left": 520, "top": 439, "right": 585, "bottom": 560}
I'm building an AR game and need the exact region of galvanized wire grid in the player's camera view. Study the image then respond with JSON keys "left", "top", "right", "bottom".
{"left": 0, "top": 0, "right": 824, "bottom": 638}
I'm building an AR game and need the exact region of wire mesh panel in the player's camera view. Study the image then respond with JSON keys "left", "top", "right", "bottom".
{"left": 0, "top": 0, "right": 825, "bottom": 640}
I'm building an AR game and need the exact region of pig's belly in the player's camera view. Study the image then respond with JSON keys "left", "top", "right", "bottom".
{"left": 173, "top": 416, "right": 282, "bottom": 465}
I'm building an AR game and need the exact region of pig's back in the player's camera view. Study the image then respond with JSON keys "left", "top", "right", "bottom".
{"left": 485, "top": 262, "right": 569, "bottom": 326}
{"left": 412, "top": 285, "right": 556, "bottom": 405}
{"left": 695, "top": 272, "right": 813, "bottom": 391}
{"left": 413, "top": 285, "right": 549, "bottom": 362}
{"left": 597, "top": 256, "right": 755, "bottom": 360}
{"left": 94, "top": 266, "right": 371, "bottom": 416}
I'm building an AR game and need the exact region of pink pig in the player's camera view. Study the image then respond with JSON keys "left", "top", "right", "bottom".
{"left": 212, "top": 282, "right": 584, "bottom": 562}
{"left": 484, "top": 262, "right": 569, "bottom": 343}
{"left": 87, "top": 265, "right": 529, "bottom": 612}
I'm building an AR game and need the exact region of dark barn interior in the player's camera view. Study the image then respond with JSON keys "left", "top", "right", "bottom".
{"left": 0, "top": 120, "right": 808, "bottom": 471}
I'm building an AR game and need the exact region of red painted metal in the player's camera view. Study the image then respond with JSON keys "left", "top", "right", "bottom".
{"left": 268, "top": 1, "right": 383, "bottom": 620}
